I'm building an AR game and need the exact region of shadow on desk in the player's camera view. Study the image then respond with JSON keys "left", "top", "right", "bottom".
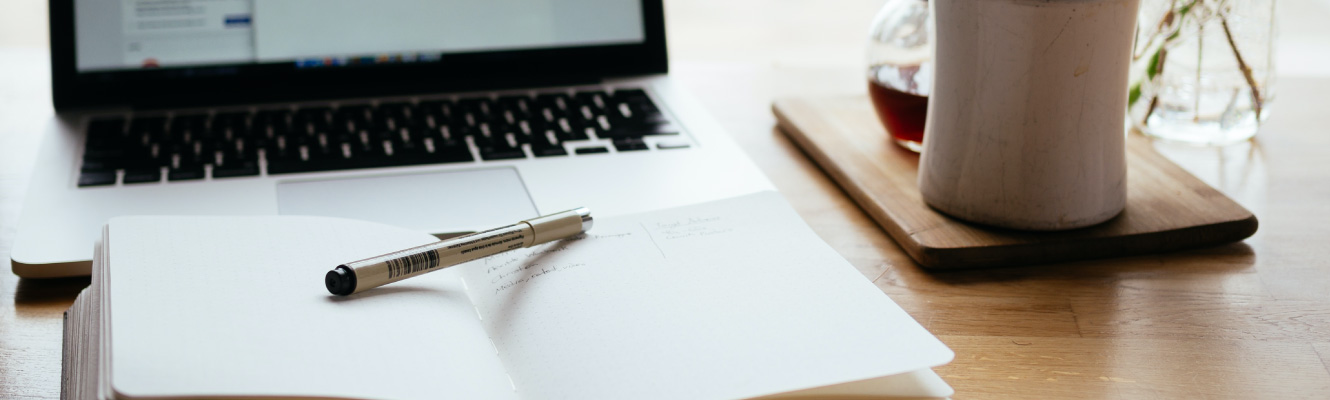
{"left": 15, "top": 276, "right": 89, "bottom": 303}
{"left": 13, "top": 276, "right": 89, "bottom": 316}
{"left": 923, "top": 241, "right": 1257, "bottom": 284}
{"left": 871, "top": 240, "right": 1262, "bottom": 320}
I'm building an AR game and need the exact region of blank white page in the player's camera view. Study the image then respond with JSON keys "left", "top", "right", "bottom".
{"left": 107, "top": 216, "right": 517, "bottom": 400}
{"left": 458, "top": 191, "right": 954, "bottom": 399}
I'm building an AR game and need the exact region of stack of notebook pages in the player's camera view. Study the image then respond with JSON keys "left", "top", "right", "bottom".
{"left": 63, "top": 192, "right": 955, "bottom": 399}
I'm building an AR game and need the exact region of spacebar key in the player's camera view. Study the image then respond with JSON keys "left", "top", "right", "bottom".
{"left": 479, "top": 146, "right": 526, "bottom": 161}
{"left": 213, "top": 161, "right": 260, "bottom": 178}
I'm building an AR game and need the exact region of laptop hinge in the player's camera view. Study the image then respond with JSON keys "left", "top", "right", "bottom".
{"left": 129, "top": 74, "right": 604, "bottom": 111}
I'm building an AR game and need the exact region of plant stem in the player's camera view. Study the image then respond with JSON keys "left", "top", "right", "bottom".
{"left": 1134, "top": 0, "right": 1189, "bottom": 61}
{"left": 1220, "top": 15, "right": 1264, "bottom": 120}
{"left": 1142, "top": 48, "right": 1168, "bottom": 123}
{"left": 1195, "top": 23, "right": 1203, "bottom": 122}
{"left": 1145, "top": 95, "right": 1160, "bottom": 125}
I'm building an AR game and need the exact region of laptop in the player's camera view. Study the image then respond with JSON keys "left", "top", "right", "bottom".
{"left": 12, "top": 0, "right": 773, "bottom": 278}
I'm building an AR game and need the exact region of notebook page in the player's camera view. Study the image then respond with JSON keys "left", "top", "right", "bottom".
{"left": 458, "top": 192, "right": 954, "bottom": 399}
{"left": 758, "top": 369, "right": 954, "bottom": 399}
{"left": 107, "top": 216, "right": 517, "bottom": 400}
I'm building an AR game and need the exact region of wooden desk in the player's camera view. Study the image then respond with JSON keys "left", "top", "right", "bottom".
{"left": 3, "top": 0, "right": 1329, "bottom": 398}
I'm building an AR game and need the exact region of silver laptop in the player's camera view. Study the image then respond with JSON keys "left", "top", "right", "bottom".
{"left": 13, "top": 0, "right": 772, "bottom": 278}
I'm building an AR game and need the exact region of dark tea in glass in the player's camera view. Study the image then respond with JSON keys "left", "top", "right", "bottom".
{"left": 868, "top": 67, "right": 929, "bottom": 152}
{"left": 867, "top": 63, "right": 931, "bottom": 150}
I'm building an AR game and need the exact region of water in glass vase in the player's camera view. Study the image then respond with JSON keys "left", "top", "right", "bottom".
{"left": 1130, "top": 0, "right": 1275, "bottom": 145}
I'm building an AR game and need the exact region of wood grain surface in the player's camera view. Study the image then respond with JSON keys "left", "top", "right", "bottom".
{"left": 774, "top": 96, "right": 1258, "bottom": 269}
{"left": 5, "top": 0, "right": 1330, "bottom": 399}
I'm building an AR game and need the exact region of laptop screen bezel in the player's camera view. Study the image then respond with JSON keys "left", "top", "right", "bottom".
{"left": 48, "top": 0, "right": 668, "bottom": 110}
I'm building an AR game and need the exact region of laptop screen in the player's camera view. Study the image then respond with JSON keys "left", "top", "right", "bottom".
{"left": 74, "top": 0, "right": 646, "bottom": 72}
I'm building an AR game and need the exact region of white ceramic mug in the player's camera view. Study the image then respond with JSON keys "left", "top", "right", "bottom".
{"left": 919, "top": 0, "right": 1140, "bottom": 231}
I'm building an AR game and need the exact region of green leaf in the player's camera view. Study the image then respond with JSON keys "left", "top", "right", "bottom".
{"left": 1177, "top": 1, "right": 1195, "bottom": 17}
{"left": 1145, "top": 50, "right": 1162, "bottom": 79}
{"left": 1165, "top": 0, "right": 1199, "bottom": 41}
{"left": 1128, "top": 82, "right": 1142, "bottom": 106}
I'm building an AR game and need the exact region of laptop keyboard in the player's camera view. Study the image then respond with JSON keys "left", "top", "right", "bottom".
{"left": 77, "top": 88, "right": 687, "bottom": 187}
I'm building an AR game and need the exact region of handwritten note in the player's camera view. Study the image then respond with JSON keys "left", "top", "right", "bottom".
{"left": 650, "top": 216, "right": 734, "bottom": 240}
{"left": 475, "top": 231, "right": 645, "bottom": 295}
{"left": 488, "top": 261, "right": 587, "bottom": 294}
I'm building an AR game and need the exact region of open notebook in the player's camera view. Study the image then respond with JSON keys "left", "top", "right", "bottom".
{"left": 62, "top": 191, "right": 955, "bottom": 399}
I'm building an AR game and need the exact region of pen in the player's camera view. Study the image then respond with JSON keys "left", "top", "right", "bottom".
{"left": 324, "top": 208, "right": 593, "bottom": 296}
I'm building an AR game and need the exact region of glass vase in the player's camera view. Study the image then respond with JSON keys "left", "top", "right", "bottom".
{"left": 1128, "top": 0, "right": 1277, "bottom": 145}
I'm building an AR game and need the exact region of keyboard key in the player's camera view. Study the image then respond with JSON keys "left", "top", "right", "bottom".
{"left": 657, "top": 142, "right": 691, "bottom": 150}
{"left": 168, "top": 166, "right": 205, "bottom": 181}
{"left": 532, "top": 146, "right": 567, "bottom": 157}
{"left": 77, "top": 171, "right": 117, "bottom": 187}
{"left": 530, "top": 130, "right": 567, "bottom": 157}
{"left": 480, "top": 150, "right": 526, "bottom": 161}
{"left": 80, "top": 158, "right": 116, "bottom": 172}
{"left": 613, "top": 139, "right": 649, "bottom": 152}
{"left": 117, "top": 148, "right": 158, "bottom": 169}
{"left": 479, "top": 142, "right": 526, "bottom": 160}
{"left": 422, "top": 146, "right": 475, "bottom": 164}
{"left": 557, "top": 118, "right": 592, "bottom": 141}
{"left": 123, "top": 168, "right": 162, "bottom": 184}
{"left": 212, "top": 161, "right": 260, "bottom": 178}
{"left": 599, "top": 118, "right": 679, "bottom": 138}
{"left": 575, "top": 147, "right": 609, "bottom": 155}
{"left": 422, "top": 136, "right": 474, "bottom": 163}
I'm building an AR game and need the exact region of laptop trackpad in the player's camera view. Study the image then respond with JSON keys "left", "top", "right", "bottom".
{"left": 276, "top": 167, "right": 538, "bottom": 234}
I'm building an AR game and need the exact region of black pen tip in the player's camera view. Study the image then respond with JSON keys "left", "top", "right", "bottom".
{"left": 325, "top": 266, "right": 356, "bottom": 296}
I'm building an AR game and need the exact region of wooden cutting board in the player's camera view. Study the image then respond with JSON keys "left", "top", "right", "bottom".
{"left": 773, "top": 96, "right": 1258, "bottom": 269}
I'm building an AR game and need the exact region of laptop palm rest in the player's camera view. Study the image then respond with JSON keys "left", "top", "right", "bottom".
{"left": 275, "top": 167, "right": 539, "bottom": 235}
